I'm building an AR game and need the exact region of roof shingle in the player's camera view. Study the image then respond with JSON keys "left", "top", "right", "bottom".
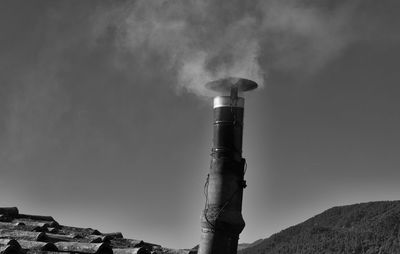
{"left": 0, "top": 208, "right": 196, "bottom": 254}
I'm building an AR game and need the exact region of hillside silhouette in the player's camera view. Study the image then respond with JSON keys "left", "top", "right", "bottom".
{"left": 239, "top": 201, "right": 400, "bottom": 254}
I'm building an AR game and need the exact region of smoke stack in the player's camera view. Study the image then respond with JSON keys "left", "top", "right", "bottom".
{"left": 199, "top": 77, "right": 257, "bottom": 254}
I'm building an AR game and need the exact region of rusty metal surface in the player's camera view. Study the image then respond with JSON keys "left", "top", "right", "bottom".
{"left": 199, "top": 82, "right": 252, "bottom": 254}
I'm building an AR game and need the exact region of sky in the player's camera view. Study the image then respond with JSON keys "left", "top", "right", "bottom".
{"left": 1, "top": 0, "right": 400, "bottom": 249}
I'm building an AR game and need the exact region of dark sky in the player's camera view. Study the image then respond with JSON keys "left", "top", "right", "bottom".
{"left": 1, "top": 0, "right": 400, "bottom": 249}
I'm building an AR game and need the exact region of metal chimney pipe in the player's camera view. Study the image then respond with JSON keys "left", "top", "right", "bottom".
{"left": 199, "top": 77, "right": 257, "bottom": 254}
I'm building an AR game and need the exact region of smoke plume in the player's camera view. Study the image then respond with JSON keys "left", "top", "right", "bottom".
{"left": 0, "top": 0, "right": 389, "bottom": 164}
{"left": 91, "top": 0, "right": 360, "bottom": 95}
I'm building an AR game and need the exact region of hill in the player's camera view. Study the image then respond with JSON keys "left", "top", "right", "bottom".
{"left": 239, "top": 201, "right": 400, "bottom": 254}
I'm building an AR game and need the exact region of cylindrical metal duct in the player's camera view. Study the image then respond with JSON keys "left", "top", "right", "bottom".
{"left": 199, "top": 78, "right": 257, "bottom": 254}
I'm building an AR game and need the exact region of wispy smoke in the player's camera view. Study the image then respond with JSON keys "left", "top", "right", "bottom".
{"left": 91, "top": 0, "right": 360, "bottom": 95}
{"left": 0, "top": 0, "right": 390, "bottom": 165}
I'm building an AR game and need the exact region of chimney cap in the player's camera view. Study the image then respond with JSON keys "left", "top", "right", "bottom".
{"left": 205, "top": 77, "right": 258, "bottom": 93}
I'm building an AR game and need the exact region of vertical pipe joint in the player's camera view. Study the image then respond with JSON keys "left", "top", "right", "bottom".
{"left": 199, "top": 96, "right": 246, "bottom": 254}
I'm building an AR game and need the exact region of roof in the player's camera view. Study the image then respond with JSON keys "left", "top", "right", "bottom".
{"left": 0, "top": 207, "right": 196, "bottom": 254}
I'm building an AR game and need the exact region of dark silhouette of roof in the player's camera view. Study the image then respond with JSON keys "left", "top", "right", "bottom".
{"left": 0, "top": 207, "right": 196, "bottom": 254}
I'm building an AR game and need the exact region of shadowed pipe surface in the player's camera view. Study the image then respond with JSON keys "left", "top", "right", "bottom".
{"left": 199, "top": 78, "right": 257, "bottom": 254}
